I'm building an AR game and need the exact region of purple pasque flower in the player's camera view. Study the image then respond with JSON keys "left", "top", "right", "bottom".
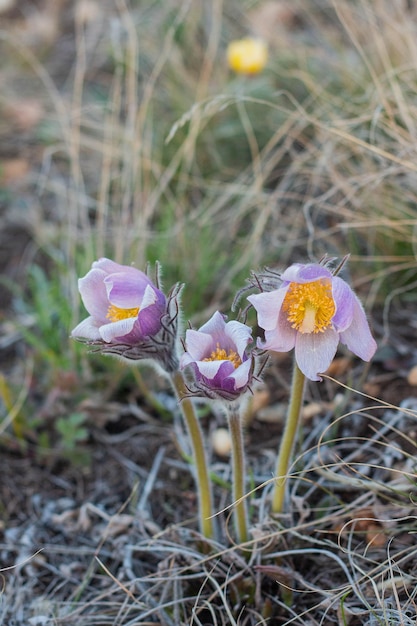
{"left": 247, "top": 262, "right": 377, "bottom": 381}
{"left": 180, "top": 311, "right": 254, "bottom": 400}
{"left": 71, "top": 259, "right": 183, "bottom": 372}
{"left": 71, "top": 258, "right": 166, "bottom": 344}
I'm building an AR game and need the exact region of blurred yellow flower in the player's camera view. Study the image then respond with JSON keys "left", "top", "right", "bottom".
{"left": 226, "top": 37, "right": 268, "bottom": 75}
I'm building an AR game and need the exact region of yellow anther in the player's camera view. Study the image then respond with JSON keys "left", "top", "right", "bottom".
{"left": 203, "top": 343, "right": 242, "bottom": 368}
{"left": 107, "top": 304, "right": 140, "bottom": 322}
{"left": 282, "top": 279, "right": 335, "bottom": 334}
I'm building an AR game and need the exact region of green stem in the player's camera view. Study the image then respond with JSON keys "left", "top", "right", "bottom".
{"left": 170, "top": 370, "right": 214, "bottom": 539}
{"left": 272, "top": 360, "right": 305, "bottom": 514}
{"left": 227, "top": 403, "right": 249, "bottom": 544}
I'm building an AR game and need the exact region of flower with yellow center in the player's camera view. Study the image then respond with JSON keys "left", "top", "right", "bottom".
{"left": 71, "top": 257, "right": 166, "bottom": 345}
{"left": 282, "top": 279, "right": 335, "bottom": 334}
{"left": 248, "top": 262, "right": 377, "bottom": 381}
{"left": 203, "top": 343, "right": 242, "bottom": 369}
{"left": 180, "top": 311, "right": 253, "bottom": 399}
{"left": 107, "top": 304, "right": 140, "bottom": 323}
{"left": 226, "top": 37, "right": 268, "bottom": 75}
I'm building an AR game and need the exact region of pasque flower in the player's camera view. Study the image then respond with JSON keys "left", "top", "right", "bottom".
{"left": 226, "top": 37, "right": 268, "bottom": 75}
{"left": 71, "top": 258, "right": 166, "bottom": 344}
{"left": 70, "top": 258, "right": 183, "bottom": 371}
{"left": 181, "top": 310, "right": 256, "bottom": 544}
{"left": 180, "top": 311, "right": 254, "bottom": 400}
{"left": 248, "top": 262, "right": 377, "bottom": 381}
{"left": 71, "top": 258, "right": 214, "bottom": 538}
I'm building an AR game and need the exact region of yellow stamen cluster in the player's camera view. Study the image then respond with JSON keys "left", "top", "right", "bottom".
{"left": 282, "top": 279, "right": 335, "bottom": 334}
{"left": 203, "top": 343, "right": 242, "bottom": 369}
{"left": 107, "top": 304, "right": 140, "bottom": 322}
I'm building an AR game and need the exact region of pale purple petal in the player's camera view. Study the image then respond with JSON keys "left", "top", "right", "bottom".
{"left": 226, "top": 358, "right": 252, "bottom": 389}
{"left": 198, "top": 311, "right": 227, "bottom": 338}
{"left": 180, "top": 351, "right": 196, "bottom": 369}
{"left": 332, "top": 277, "right": 355, "bottom": 331}
{"left": 92, "top": 258, "right": 128, "bottom": 273}
{"left": 281, "top": 263, "right": 332, "bottom": 284}
{"left": 279, "top": 263, "right": 304, "bottom": 283}
{"left": 105, "top": 271, "right": 151, "bottom": 308}
{"left": 78, "top": 269, "right": 110, "bottom": 322}
{"left": 99, "top": 317, "right": 136, "bottom": 342}
{"left": 183, "top": 329, "right": 216, "bottom": 360}
{"left": 134, "top": 309, "right": 161, "bottom": 337}
{"left": 258, "top": 308, "right": 296, "bottom": 352}
{"left": 71, "top": 316, "right": 102, "bottom": 340}
{"left": 339, "top": 298, "right": 377, "bottom": 361}
{"left": 198, "top": 359, "right": 233, "bottom": 381}
{"left": 212, "top": 360, "right": 240, "bottom": 388}
{"left": 294, "top": 328, "right": 339, "bottom": 381}
{"left": 93, "top": 257, "right": 151, "bottom": 277}
{"left": 140, "top": 284, "right": 159, "bottom": 309}
{"left": 133, "top": 286, "right": 166, "bottom": 337}
{"left": 248, "top": 288, "right": 287, "bottom": 331}
{"left": 225, "top": 320, "right": 252, "bottom": 358}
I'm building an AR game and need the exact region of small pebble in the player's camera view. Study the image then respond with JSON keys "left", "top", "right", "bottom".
{"left": 211, "top": 428, "right": 231, "bottom": 457}
{"left": 407, "top": 365, "right": 417, "bottom": 386}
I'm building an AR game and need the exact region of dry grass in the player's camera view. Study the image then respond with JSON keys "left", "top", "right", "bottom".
{"left": 1, "top": 0, "right": 417, "bottom": 624}
{"left": 1, "top": 375, "right": 416, "bottom": 624}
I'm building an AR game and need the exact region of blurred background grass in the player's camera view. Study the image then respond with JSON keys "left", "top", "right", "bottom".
{"left": 1, "top": 0, "right": 417, "bottom": 446}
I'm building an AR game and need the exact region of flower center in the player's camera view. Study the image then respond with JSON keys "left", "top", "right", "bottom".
{"left": 107, "top": 304, "right": 140, "bottom": 322}
{"left": 282, "top": 279, "right": 335, "bottom": 334}
{"left": 203, "top": 343, "right": 242, "bottom": 369}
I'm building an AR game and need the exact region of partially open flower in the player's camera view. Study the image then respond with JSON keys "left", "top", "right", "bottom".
{"left": 226, "top": 37, "right": 268, "bottom": 75}
{"left": 71, "top": 258, "right": 183, "bottom": 371}
{"left": 180, "top": 311, "right": 254, "bottom": 400}
{"left": 71, "top": 258, "right": 166, "bottom": 344}
{"left": 248, "top": 262, "right": 377, "bottom": 381}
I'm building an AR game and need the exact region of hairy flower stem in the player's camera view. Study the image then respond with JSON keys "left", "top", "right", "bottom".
{"left": 227, "top": 403, "right": 249, "bottom": 545}
{"left": 170, "top": 370, "right": 214, "bottom": 539}
{"left": 272, "top": 361, "right": 306, "bottom": 513}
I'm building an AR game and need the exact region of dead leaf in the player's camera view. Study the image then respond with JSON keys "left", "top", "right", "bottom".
{"left": 0, "top": 158, "right": 30, "bottom": 185}
{"left": 301, "top": 401, "right": 326, "bottom": 420}
{"left": 4, "top": 99, "right": 44, "bottom": 131}
{"left": 52, "top": 503, "right": 134, "bottom": 537}
{"left": 103, "top": 513, "right": 135, "bottom": 538}
{"left": 333, "top": 507, "right": 387, "bottom": 548}
{"left": 248, "top": 1, "right": 300, "bottom": 43}
{"left": 407, "top": 364, "right": 417, "bottom": 386}
{"left": 255, "top": 564, "right": 295, "bottom": 586}
{"left": 326, "top": 356, "right": 352, "bottom": 377}
{"left": 244, "top": 386, "right": 270, "bottom": 425}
